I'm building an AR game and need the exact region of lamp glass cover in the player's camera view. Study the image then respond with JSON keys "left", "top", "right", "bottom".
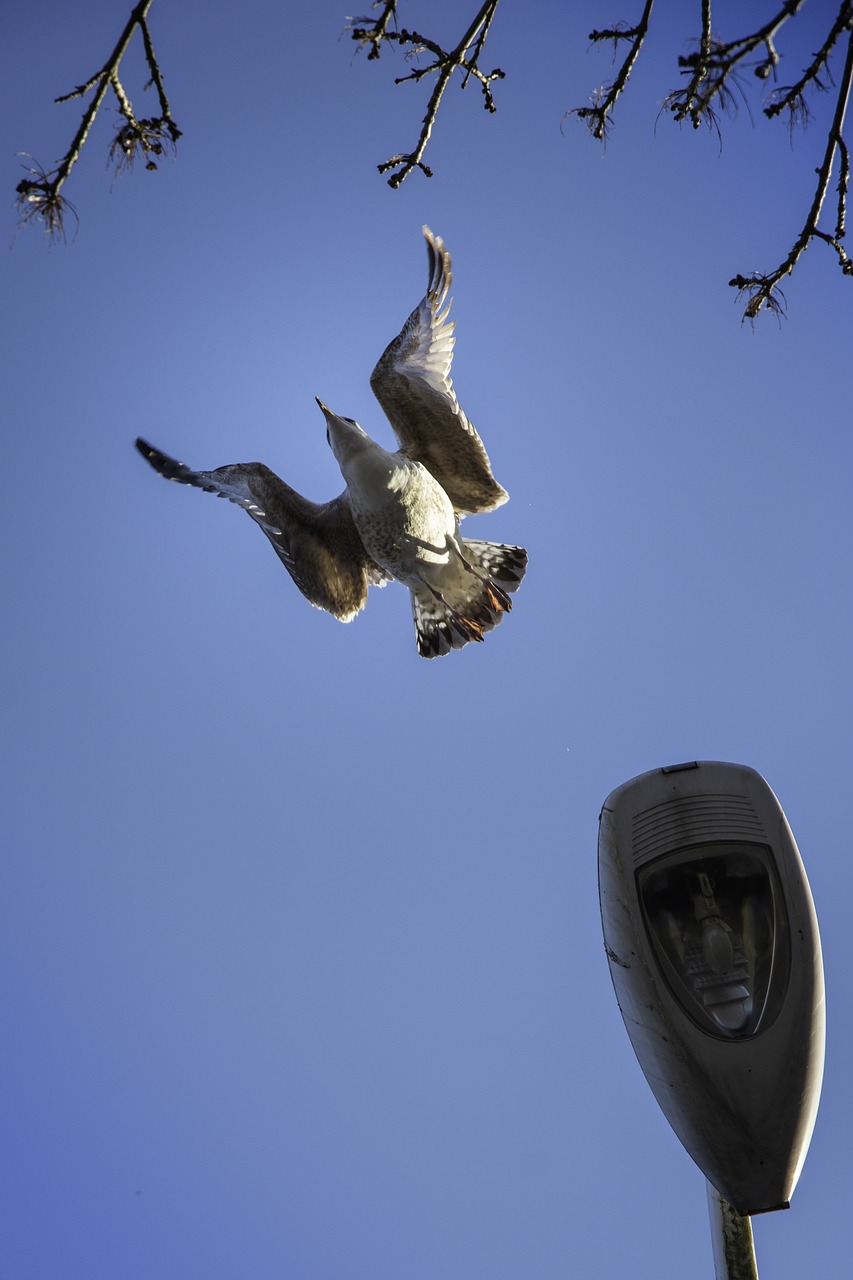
{"left": 637, "top": 843, "right": 791, "bottom": 1039}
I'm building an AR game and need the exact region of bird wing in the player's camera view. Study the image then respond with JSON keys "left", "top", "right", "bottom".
{"left": 369, "top": 226, "right": 508, "bottom": 516}
{"left": 135, "top": 439, "right": 389, "bottom": 621}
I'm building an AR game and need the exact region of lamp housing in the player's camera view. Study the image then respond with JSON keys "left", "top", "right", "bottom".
{"left": 598, "top": 761, "right": 825, "bottom": 1216}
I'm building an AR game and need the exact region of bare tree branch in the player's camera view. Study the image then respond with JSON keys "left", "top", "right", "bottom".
{"left": 15, "top": 0, "right": 180, "bottom": 241}
{"left": 14, "top": 0, "right": 853, "bottom": 321}
{"left": 664, "top": 0, "right": 808, "bottom": 132}
{"left": 571, "top": 0, "right": 853, "bottom": 319}
{"left": 764, "top": 1, "right": 852, "bottom": 127}
{"left": 567, "top": 0, "right": 655, "bottom": 142}
{"left": 665, "top": 0, "right": 729, "bottom": 135}
{"left": 348, "top": 0, "right": 504, "bottom": 187}
{"left": 731, "top": 19, "right": 853, "bottom": 319}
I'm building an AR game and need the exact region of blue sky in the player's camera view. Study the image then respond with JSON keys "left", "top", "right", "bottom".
{"left": 2, "top": 2, "right": 851, "bottom": 1276}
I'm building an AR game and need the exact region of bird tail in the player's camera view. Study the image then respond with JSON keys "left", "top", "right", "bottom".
{"left": 411, "top": 540, "right": 528, "bottom": 659}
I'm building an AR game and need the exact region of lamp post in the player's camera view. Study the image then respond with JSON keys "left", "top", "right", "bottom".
{"left": 597, "top": 761, "right": 825, "bottom": 1278}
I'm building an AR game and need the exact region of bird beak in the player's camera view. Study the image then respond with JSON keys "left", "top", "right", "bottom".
{"left": 316, "top": 398, "right": 334, "bottom": 447}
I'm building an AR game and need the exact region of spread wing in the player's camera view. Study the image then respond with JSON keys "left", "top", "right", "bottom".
{"left": 135, "top": 439, "right": 389, "bottom": 621}
{"left": 369, "top": 226, "right": 508, "bottom": 516}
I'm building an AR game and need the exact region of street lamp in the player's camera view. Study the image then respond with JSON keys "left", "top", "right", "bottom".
{"left": 598, "top": 761, "right": 825, "bottom": 1277}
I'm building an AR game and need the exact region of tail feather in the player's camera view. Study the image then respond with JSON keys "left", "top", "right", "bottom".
{"left": 411, "top": 539, "right": 528, "bottom": 658}
{"left": 462, "top": 540, "right": 528, "bottom": 594}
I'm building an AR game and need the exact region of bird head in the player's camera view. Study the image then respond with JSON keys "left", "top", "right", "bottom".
{"left": 316, "top": 398, "right": 369, "bottom": 467}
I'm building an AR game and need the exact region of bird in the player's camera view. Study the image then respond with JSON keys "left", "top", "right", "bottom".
{"left": 135, "top": 226, "right": 527, "bottom": 658}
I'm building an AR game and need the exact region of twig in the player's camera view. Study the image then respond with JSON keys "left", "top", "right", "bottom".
{"left": 139, "top": 13, "right": 177, "bottom": 123}
{"left": 567, "top": 0, "right": 655, "bottom": 141}
{"left": 731, "top": 20, "right": 853, "bottom": 319}
{"left": 666, "top": 0, "right": 807, "bottom": 130}
{"left": 572, "top": 0, "right": 852, "bottom": 317}
{"left": 350, "top": 0, "right": 398, "bottom": 60}
{"left": 349, "top": 0, "right": 504, "bottom": 187}
{"left": 764, "top": 0, "right": 852, "bottom": 129}
{"left": 667, "top": 0, "right": 716, "bottom": 130}
{"left": 15, "top": 0, "right": 180, "bottom": 240}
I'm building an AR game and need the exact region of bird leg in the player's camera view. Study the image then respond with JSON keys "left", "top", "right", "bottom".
{"left": 446, "top": 534, "right": 512, "bottom": 612}
{"left": 418, "top": 579, "right": 485, "bottom": 643}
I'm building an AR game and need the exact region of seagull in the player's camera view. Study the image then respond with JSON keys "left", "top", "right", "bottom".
{"left": 136, "top": 226, "right": 527, "bottom": 658}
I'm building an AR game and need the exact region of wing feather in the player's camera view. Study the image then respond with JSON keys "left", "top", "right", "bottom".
{"left": 370, "top": 227, "right": 508, "bottom": 516}
{"left": 135, "top": 438, "right": 388, "bottom": 621}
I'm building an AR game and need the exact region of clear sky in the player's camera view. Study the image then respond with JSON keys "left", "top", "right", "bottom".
{"left": 3, "top": 2, "right": 851, "bottom": 1277}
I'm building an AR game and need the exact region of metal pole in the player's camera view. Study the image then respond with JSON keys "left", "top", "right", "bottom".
{"left": 706, "top": 1181, "right": 759, "bottom": 1280}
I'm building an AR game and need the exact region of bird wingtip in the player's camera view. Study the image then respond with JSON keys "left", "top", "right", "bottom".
{"left": 423, "top": 225, "right": 445, "bottom": 257}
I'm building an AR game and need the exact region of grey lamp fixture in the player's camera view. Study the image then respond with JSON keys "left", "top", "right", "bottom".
{"left": 598, "top": 762, "right": 825, "bottom": 1276}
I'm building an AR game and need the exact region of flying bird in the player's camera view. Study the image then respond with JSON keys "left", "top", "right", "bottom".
{"left": 136, "top": 226, "right": 527, "bottom": 658}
